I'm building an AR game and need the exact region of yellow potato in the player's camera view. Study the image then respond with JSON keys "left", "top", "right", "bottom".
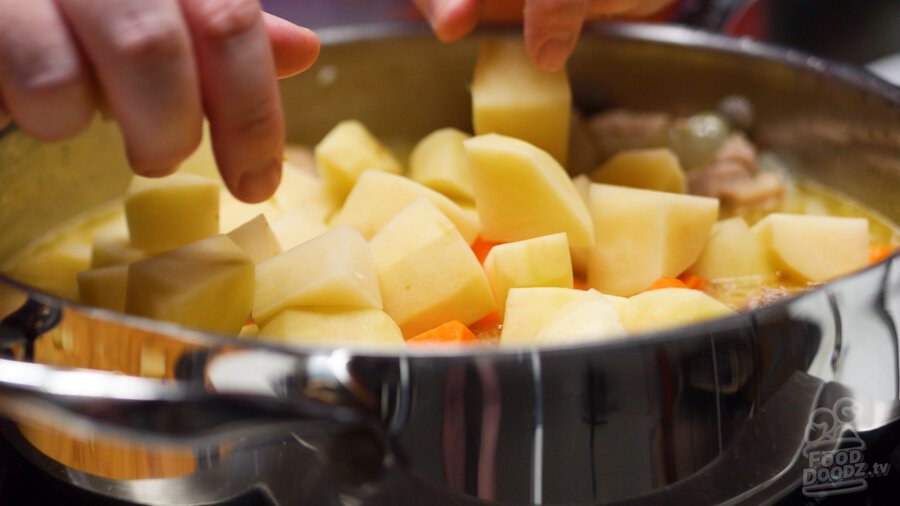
{"left": 253, "top": 226, "right": 382, "bottom": 324}
{"left": 314, "top": 120, "right": 401, "bottom": 204}
{"left": 370, "top": 199, "right": 495, "bottom": 337}
{"left": 484, "top": 233, "right": 573, "bottom": 319}
{"left": 125, "top": 174, "right": 219, "bottom": 254}
{"left": 125, "top": 235, "right": 254, "bottom": 334}
{"left": 472, "top": 40, "right": 570, "bottom": 165}
{"left": 464, "top": 134, "right": 594, "bottom": 247}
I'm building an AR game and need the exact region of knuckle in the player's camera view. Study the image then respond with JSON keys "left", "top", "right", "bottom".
{"left": 112, "top": 11, "right": 185, "bottom": 62}
{"left": 16, "top": 64, "right": 82, "bottom": 98}
{"left": 232, "top": 101, "right": 280, "bottom": 140}
{"left": 198, "top": 0, "right": 261, "bottom": 41}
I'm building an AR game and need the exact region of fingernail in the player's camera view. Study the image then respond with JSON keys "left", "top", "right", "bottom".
{"left": 237, "top": 159, "right": 281, "bottom": 203}
{"left": 537, "top": 35, "right": 574, "bottom": 72}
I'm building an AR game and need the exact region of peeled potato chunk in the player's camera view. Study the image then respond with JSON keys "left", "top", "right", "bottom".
{"left": 536, "top": 289, "right": 625, "bottom": 345}
{"left": 226, "top": 214, "right": 281, "bottom": 265}
{"left": 501, "top": 288, "right": 625, "bottom": 346}
{"left": 472, "top": 40, "right": 571, "bottom": 165}
{"left": 688, "top": 217, "right": 774, "bottom": 281}
{"left": 484, "top": 233, "right": 573, "bottom": 319}
{"left": 271, "top": 160, "right": 338, "bottom": 221}
{"left": 620, "top": 288, "right": 736, "bottom": 333}
{"left": 590, "top": 148, "right": 686, "bottom": 194}
{"left": 500, "top": 287, "right": 583, "bottom": 344}
{"left": 329, "top": 170, "right": 480, "bottom": 244}
{"left": 270, "top": 208, "right": 329, "bottom": 251}
{"left": 90, "top": 236, "right": 146, "bottom": 268}
{"left": 370, "top": 199, "right": 495, "bottom": 337}
{"left": 125, "top": 174, "right": 219, "bottom": 254}
{"left": 77, "top": 263, "right": 129, "bottom": 312}
{"left": 314, "top": 120, "right": 401, "bottom": 204}
{"left": 409, "top": 128, "right": 475, "bottom": 202}
{"left": 587, "top": 184, "right": 718, "bottom": 296}
{"left": 258, "top": 308, "right": 404, "bottom": 348}
{"left": 253, "top": 226, "right": 382, "bottom": 324}
{"left": 753, "top": 213, "right": 869, "bottom": 282}
{"left": 464, "top": 134, "right": 594, "bottom": 247}
{"left": 125, "top": 235, "right": 254, "bottom": 334}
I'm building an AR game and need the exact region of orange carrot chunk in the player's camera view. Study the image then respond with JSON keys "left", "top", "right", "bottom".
{"left": 573, "top": 277, "right": 590, "bottom": 290}
{"left": 645, "top": 277, "right": 689, "bottom": 291}
{"left": 678, "top": 274, "right": 707, "bottom": 291}
{"left": 472, "top": 237, "right": 501, "bottom": 265}
{"left": 408, "top": 320, "right": 477, "bottom": 345}
{"left": 870, "top": 244, "right": 897, "bottom": 265}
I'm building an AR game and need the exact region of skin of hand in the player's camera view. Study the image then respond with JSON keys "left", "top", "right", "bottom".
{"left": 414, "top": 0, "right": 676, "bottom": 71}
{"left": 0, "top": 0, "right": 320, "bottom": 203}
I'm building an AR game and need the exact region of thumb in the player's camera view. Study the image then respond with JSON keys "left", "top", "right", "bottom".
{"left": 524, "top": 0, "right": 588, "bottom": 71}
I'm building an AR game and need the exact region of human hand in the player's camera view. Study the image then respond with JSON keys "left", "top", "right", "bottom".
{"left": 414, "top": 0, "right": 676, "bottom": 71}
{"left": 0, "top": 0, "right": 319, "bottom": 203}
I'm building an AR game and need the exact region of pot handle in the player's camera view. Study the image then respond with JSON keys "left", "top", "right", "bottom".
{"left": 0, "top": 294, "right": 390, "bottom": 448}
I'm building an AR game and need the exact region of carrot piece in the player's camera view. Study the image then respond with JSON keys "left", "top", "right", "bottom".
{"left": 469, "top": 311, "right": 501, "bottom": 332}
{"left": 573, "top": 277, "right": 590, "bottom": 290}
{"left": 472, "top": 237, "right": 501, "bottom": 265}
{"left": 645, "top": 277, "right": 689, "bottom": 291}
{"left": 408, "top": 320, "right": 477, "bottom": 345}
{"left": 678, "top": 274, "right": 707, "bottom": 291}
{"left": 870, "top": 244, "right": 897, "bottom": 265}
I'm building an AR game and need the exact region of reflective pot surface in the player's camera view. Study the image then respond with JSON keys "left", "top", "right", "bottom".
{"left": 0, "top": 23, "right": 900, "bottom": 505}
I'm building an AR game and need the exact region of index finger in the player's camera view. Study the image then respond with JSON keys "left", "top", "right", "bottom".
{"left": 181, "top": 0, "right": 283, "bottom": 203}
{"left": 524, "top": 0, "right": 587, "bottom": 71}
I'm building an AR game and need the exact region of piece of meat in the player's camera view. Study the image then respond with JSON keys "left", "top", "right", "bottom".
{"left": 587, "top": 109, "right": 671, "bottom": 161}
{"left": 688, "top": 159, "right": 752, "bottom": 197}
{"left": 719, "top": 171, "right": 784, "bottom": 207}
{"left": 713, "top": 133, "right": 757, "bottom": 167}
{"left": 687, "top": 132, "right": 783, "bottom": 207}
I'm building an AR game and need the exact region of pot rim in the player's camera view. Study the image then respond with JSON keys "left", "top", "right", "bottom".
{"left": 1, "top": 21, "right": 898, "bottom": 359}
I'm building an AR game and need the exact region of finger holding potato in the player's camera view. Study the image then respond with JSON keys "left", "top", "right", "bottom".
{"left": 0, "top": 0, "right": 320, "bottom": 203}
{"left": 414, "top": 0, "right": 677, "bottom": 70}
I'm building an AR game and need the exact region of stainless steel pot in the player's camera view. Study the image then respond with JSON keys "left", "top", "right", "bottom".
{"left": 1, "top": 23, "right": 900, "bottom": 505}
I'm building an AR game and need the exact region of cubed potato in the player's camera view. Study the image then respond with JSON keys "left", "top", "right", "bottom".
{"left": 5, "top": 241, "right": 90, "bottom": 300}
{"left": 370, "top": 199, "right": 495, "bottom": 337}
{"left": 226, "top": 214, "right": 281, "bottom": 264}
{"left": 330, "top": 170, "right": 480, "bottom": 244}
{"left": 472, "top": 40, "right": 570, "bottom": 165}
{"left": 253, "top": 226, "right": 382, "bottom": 324}
{"left": 620, "top": 288, "right": 736, "bottom": 333}
{"left": 314, "top": 120, "right": 401, "bottom": 203}
{"left": 484, "top": 233, "right": 573, "bottom": 319}
{"left": 271, "top": 160, "right": 338, "bottom": 221}
{"left": 753, "top": 213, "right": 869, "bottom": 282}
{"left": 409, "top": 128, "right": 475, "bottom": 202}
{"left": 570, "top": 174, "right": 592, "bottom": 276}
{"left": 77, "top": 263, "right": 129, "bottom": 312}
{"left": 590, "top": 148, "right": 685, "bottom": 194}
{"left": 258, "top": 308, "right": 404, "bottom": 348}
{"left": 587, "top": 184, "right": 718, "bottom": 296}
{"left": 500, "top": 287, "right": 583, "bottom": 344}
{"left": 125, "top": 235, "right": 254, "bottom": 334}
{"left": 125, "top": 174, "right": 219, "bottom": 254}
{"left": 218, "top": 188, "right": 282, "bottom": 232}
{"left": 90, "top": 236, "right": 146, "bottom": 268}
{"left": 270, "top": 208, "right": 329, "bottom": 251}
{"left": 464, "top": 134, "right": 594, "bottom": 247}
{"left": 688, "top": 217, "right": 774, "bottom": 281}
{"left": 535, "top": 289, "right": 625, "bottom": 345}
